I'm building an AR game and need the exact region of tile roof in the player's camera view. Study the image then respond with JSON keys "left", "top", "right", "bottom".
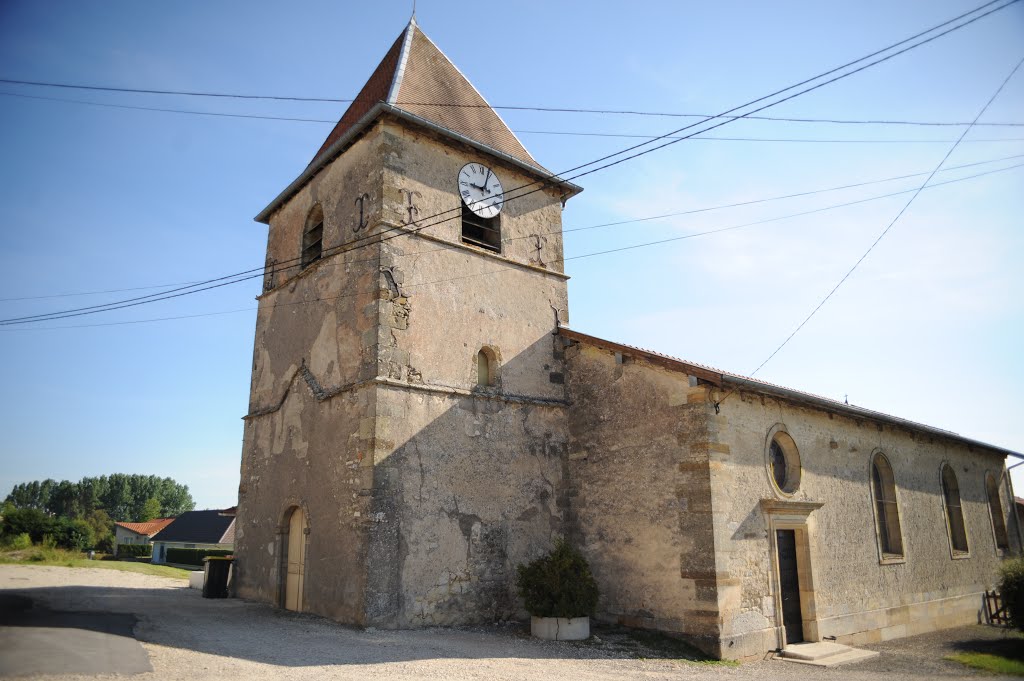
{"left": 558, "top": 326, "right": 1022, "bottom": 459}
{"left": 150, "top": 510, "right": 236, "bottom": 545}
{"left": 255, "top": 17, "right": 581, "bottom": 225}
{"left": 114, "top": 518, "right": 175, "bottom": 537}
{"left": 311, "top": 17, "right": 540, "bottom": 170}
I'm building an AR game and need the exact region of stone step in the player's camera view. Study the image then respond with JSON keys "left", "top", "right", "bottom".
{"left": 780, "top": 641, "right": 880, "bottom": 667}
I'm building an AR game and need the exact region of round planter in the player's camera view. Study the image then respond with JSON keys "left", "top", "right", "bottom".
{"left": 530, "top": 615, "right": 590, "bottom": 641}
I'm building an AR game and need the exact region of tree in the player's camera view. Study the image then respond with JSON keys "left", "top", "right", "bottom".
{"left": 47, "top": 480, "right": 82, "bottom": 519}
{"left": 6, "top": 479, "right": 55, "bottom": 511}
{"left": 84, "top": 509, "right": 113, "bottom": 551}
{"left": 54, "top": 518, "right": 95, "bottom": 551}
{"left": 141, "top": 497, "right": 162, "bottom": 521}
{"left": 4, "top": 474, "right": 195, "bottom": 522}
{"left": 1, "top": 507, "right": 55, "bottom": 543}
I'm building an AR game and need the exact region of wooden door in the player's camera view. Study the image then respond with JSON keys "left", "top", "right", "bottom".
{"left": 776, "top": 529, "right": 804, "bottom": 644}
{"left": 285, "top": 508, "right": 307, "bottom": 612}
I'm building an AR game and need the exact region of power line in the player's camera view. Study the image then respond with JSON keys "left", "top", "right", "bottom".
{"left": 3, "top": 0, "right": 1014, "bottom": 325}
{"left": 717, "top": 53, "right": 1024, "bottom": 409}
{"left": 349, "top": 0, "right": 1023, "bottom": 271}
{"left": 6, "top": 90, "right": 1024, "bottom": 145}
{"left": 555, "top": 0, "right": 1022, "bottom": 189}
{"left": 6, "top": 158, "right": 1020, "bottom": 329}
{"left": 8, "top": 152, "right": 1019, "bottom": 304}
{"left": 1, "top": 83, "right": 1021, "bottom": 128}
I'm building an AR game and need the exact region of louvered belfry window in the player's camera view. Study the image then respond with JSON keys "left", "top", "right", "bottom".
{"left": 301, "top": 205, "right": 324, "bottom": 270}
{"left": 461, "top": 204, "right": 501, "bottom": 252}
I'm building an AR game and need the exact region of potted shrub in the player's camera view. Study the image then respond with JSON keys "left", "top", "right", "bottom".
{"left": 516, "top": 539, "right": 599, "bottom": 640}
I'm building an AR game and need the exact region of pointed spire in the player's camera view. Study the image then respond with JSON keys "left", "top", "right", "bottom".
{"left": 309, "top": 20, "right": 541, "bottom": 170}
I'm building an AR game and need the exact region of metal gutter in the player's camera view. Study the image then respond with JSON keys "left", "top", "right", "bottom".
{"left": 254, "top": 103, "right": 583, "bottom": 225}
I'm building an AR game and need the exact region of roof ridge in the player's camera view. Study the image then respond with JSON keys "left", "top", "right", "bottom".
{"left": 402, "top": 22, "right": 534, "bottom": 160}
{"left": 386, "top": 19, "right": 416, "bottom": 105}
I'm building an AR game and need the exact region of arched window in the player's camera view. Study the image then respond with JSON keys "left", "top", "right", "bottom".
{"left": 301, "top": 205, "right": 324, "bottom": 270}
{"left": 870, "top": 453, "right": 903, "bottom": 558}
{"left": 765, "top": 428, "right": 801, "bottom": 495}
{"left": 986, "top": 473, "right": 1010, "bottom": 551}
{"left": 941, "top": 464, "right": 969, "bottom": 555}
{"left": 476, "top": 347, "right": 498, "bottom": 387}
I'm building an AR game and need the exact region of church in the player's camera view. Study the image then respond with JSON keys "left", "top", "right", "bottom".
{"left": 234, "top": 18, "right": 1022, "bottom": 660}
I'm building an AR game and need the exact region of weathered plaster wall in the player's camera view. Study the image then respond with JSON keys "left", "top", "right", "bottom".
{"left": 563, "top": 342, "right": 722, "bottom": 655}
{"left": 260, "top": 124, "right": 387, "bottom": 292}
{"left": 367, "top": 385, "right": 569, "bottom": 626}
{"left": 236, "top": 129, "right": 386, "bottom": 623}
{"left": 240, "top": 114, "right": 577, "bottom": 628}
{"left": 709, "top": 390, "right": 1022, "bottom": 656}
{"left": 360, "top": 121, "right": 575, "bottom": 626}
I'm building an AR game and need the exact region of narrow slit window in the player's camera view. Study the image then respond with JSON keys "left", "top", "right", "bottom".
{"left": 941, "top": 464, "right": 969, "bottom": 554}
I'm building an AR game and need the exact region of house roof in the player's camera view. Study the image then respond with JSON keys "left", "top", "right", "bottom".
{"left": 255, "top": 17, "right": 581, "bottom": 224}
{"left": 114, "top": 518, "right": 174, "bottom": 538}
{"left": 558, "top": 326, "right": 1023, "bottom": 460}
{"left": 150, "top": 510, "right": 236, "bottom": 545}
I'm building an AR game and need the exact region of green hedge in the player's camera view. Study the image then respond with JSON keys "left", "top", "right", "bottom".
{"left": 117, "top": 543, "right": 152, "bottom": 558}
{"left": 165, "top": 548, "right": 233, "bottom": 566}
{"left": 1000, "top": 558, "right": 1024, "bottom": 632}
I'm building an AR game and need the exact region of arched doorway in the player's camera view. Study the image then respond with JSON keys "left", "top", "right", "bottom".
{"left": 283, "top": 507, "right": 307, "bottom": 612}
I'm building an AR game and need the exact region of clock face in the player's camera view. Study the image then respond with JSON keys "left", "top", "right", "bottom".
{"left": 458, "top": 163, "right": 504, "bottom": 219}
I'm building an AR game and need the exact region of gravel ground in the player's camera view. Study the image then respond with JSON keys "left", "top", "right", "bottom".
{"left": 0, "top": 565, "right": 1018, "bottom": 680}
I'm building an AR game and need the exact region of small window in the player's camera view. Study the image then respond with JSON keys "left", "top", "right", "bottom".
{"left": 461, "top": 204, "right": 501, "bottom": 253}
{"left": 871, "top": 453, "right": 904, "bottom": 558}
{"left": 766, "top": 429, "right": 801, "bottom": 495}
{"left": 986, "top": 473, "right": 1010, "bottom": 551}
{"left": 475, "top": 346, "right": 499, "bottom": 388}
{"left": 301, "top": 205, "right": 324, "bottom": 270}
{"left": 941, "top": 464, "right": 969, "bottom": 555}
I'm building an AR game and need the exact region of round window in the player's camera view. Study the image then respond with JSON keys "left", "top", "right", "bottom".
{"left": 766, "top": 430, "right": 801, "bottom": 495}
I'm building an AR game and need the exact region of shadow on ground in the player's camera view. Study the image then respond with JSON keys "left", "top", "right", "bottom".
{"left": 0, "top": 585, "right": 722, "bottom": 670}
{"left": 948, "top": 629, "right": 1024, "bottom": 662}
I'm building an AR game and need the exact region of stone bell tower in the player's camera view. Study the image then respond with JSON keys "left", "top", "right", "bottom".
{"left": 235, "top": 17, "right": 583, "bottom": 626}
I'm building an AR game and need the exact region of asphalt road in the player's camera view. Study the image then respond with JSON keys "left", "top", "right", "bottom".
{"left": 0, "top": 593, "right": 152, "bottom": 677}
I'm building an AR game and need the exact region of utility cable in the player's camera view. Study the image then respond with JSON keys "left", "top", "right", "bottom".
{"left": 714, "top": 54, "right": 1024, "bottom": 412}
{"left": 6, "top": 91, "right": 1024, "bottom": 144}
{"left": 5, "top": 158, "right": 1019, "bottom": 328}
{"left": 6, "top": 152, "right": 1019, "bottom": 304}
{"left": 2, "top": 0, "right": 1014, "bottom": 324}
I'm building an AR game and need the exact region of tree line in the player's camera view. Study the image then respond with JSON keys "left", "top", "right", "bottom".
{"left": 5, "top": 474, "right": 194, "bottom": 521}
{"left": 1, "top": 474, "right": 195, "bottom": 552}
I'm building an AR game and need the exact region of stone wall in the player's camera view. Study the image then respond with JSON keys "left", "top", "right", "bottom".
{"left": 560, "top": 334, "right": 1019, "bottom": 660}
{"left": 238, "top": 114, "right": 578, "bottom": 628}
{"left": 362, "top": 120, "right": 575, "bottom": 626}
{"left": 710, "top": 388, "right": 1021, "bottom": 657}
{"left": 235, "top": 127, "right": 386, "bottom": 623}
{"left": 563, "top": 341, "right": 723, "bottom": 655}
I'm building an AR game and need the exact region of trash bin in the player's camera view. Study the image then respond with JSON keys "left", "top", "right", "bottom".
{"left": 202, "top": 557, "right": 234, "bottom": 598}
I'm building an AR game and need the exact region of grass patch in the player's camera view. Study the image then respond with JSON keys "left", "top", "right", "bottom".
{"left": 0, "top": 548, "right": 190, "bottom": 580}
{"left": 946, "top": 652, "right": 1024, "bottom": 676}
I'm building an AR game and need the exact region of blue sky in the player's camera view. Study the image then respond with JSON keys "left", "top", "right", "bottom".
{"left": 0, "top": 1, "right": 1022, "bottom": 510}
